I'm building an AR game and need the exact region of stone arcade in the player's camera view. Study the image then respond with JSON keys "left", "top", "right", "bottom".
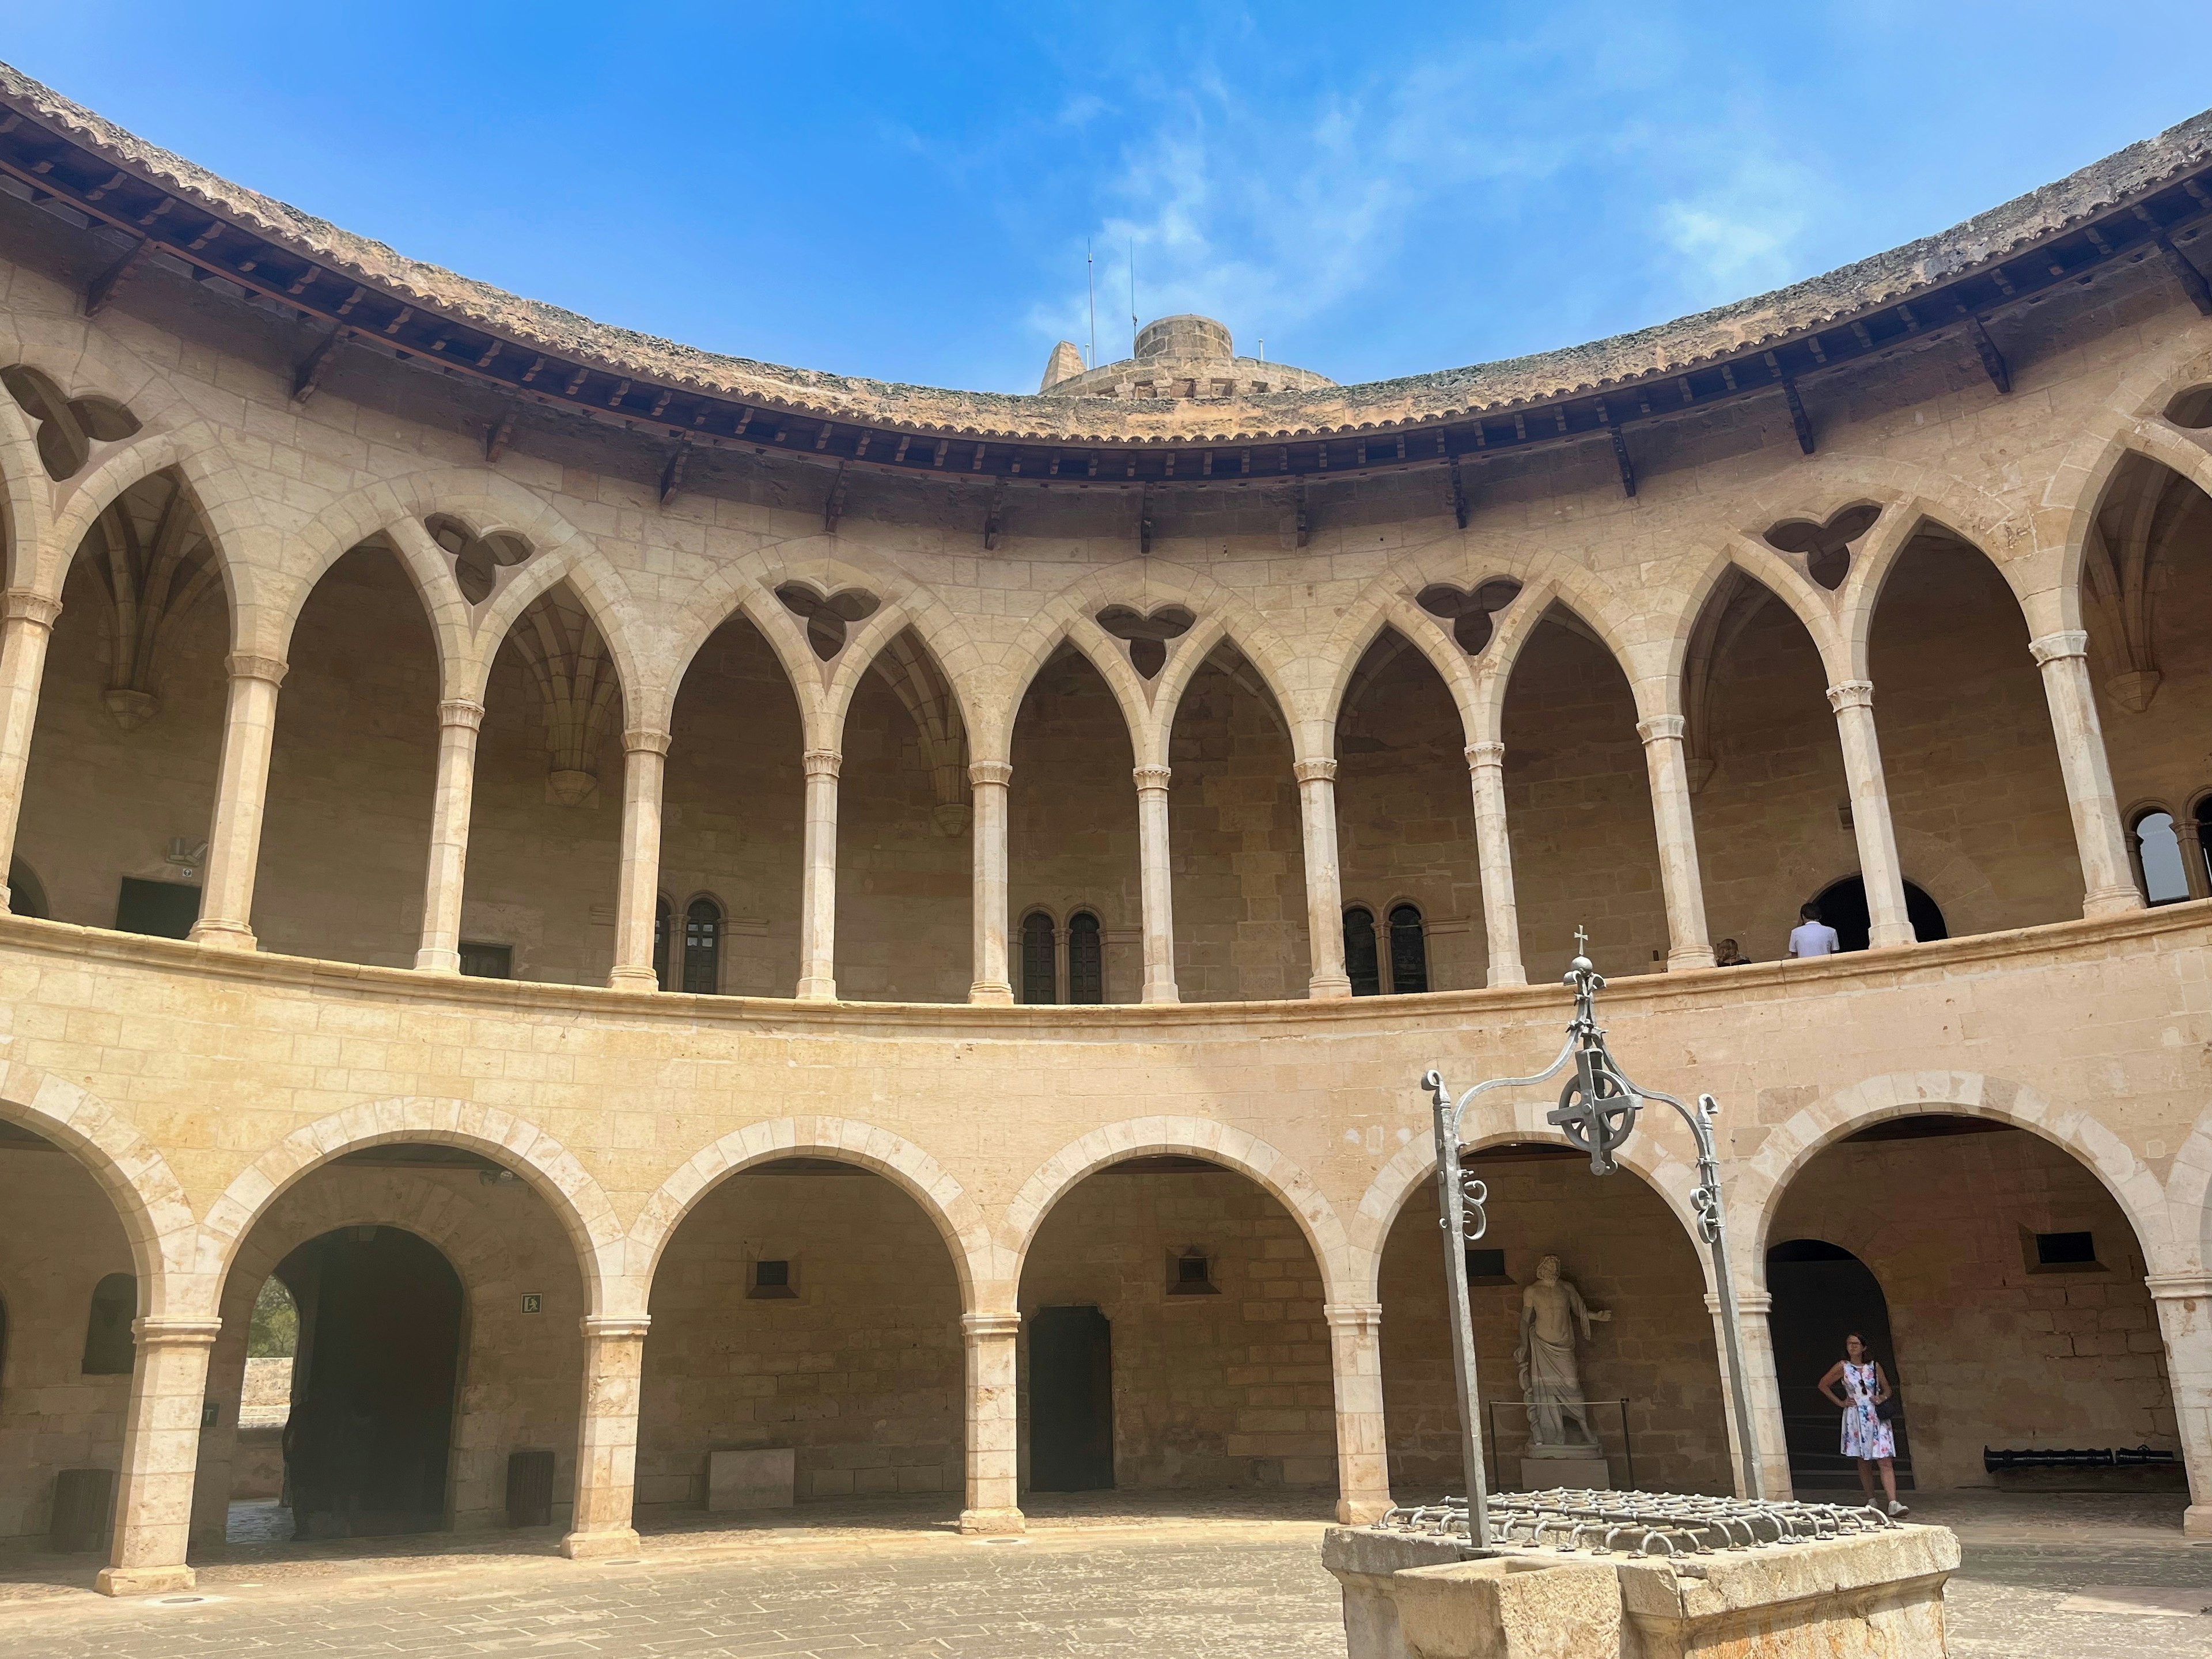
{"left": 0, "top": 61, "right": 2208, "bottom": 1605}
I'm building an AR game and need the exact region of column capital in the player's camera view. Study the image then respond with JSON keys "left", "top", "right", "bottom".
{"left": 1464, "top": 740, "right": 1506, "bottom": 771}
{"left": 131, "top": 1316, "right": 222, "bottom": 1349}
{"left": 1824, "top": 679, "right": 1874, "bottom": 713}
{"left": 438, "top": 698, "right": 487, "bottom": 732}
{"left": 802, "top": 747, "right": 844, "bottom": 779}
{"left": 2028, "top": 628, "right": 2090, "bottom": 668}
{"left": 961, "top": 1310, "right": 1021, "bottom": 1339}
{"left": 1703, "top": 1290, "right": 1774, "bottom": 1317}
{"left": 2146, "top": 1272, "right": 2212, "bottom": 1302}
{"left": 622, "top": 725, "right": 672, "bottom": 757}
{"left": 2, "top": 588, "right": 62, "bottom": 628}
{"left": 968, "top": 759, "right": 1014, "bottom": 789}
{"left": 581, "top": 1314, "right": 654, "bottom": 1340}
{"left": 1635, "top": 713, "right": 1686, "bottom": 744}
{"left": 1132, "top": 763, "right": 1172, "bottom": 794}
{"left": 1293, "top": 756, "right": 1338, "bottom": 786}
{"left": 225, "top": 652, "right": 289, "bottom": 687}
{"left": 1323, "top": 1301, "right": 1383, "bottom": 1331}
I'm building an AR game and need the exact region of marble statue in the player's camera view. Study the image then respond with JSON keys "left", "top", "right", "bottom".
{"left": 1516, "top": 1255, "right": 1611, "bottom": 1449}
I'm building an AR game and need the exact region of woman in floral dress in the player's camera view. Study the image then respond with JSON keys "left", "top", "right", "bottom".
{"left": 1817, "top": 1332, "right": 1908, "bottom": 1516}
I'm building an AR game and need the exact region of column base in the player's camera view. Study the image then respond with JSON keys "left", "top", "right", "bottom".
{"left": 796, "top": 976, "right": 839, "bottom": 1001}
{"left": 186, "top": 918, "right": 257, "bottom": 951}
{"left": 2084, "top": 884, "right": 2147, "bottom": 918}
{"left": 957, "top": 1506, "right": 1027, "bottom": 1536}
{"left": 607, "top": 966, "right": 660, "bottom": 992}
{"left": 1140, "top": 982, "right": 1180, "bottom": 1004}
{"left": 1308, "top": 972, "right": 1353, "bottom": 1001}
{"left": 1335, "top": 1497, "right": 1393, "bottom": 1526}
{"left": 560, "top": 1526, "right": 643, "bottom": 1560}
{"left": 96, "top": 1563, "right": 196, "bottom": 1597}
{"left": 968, "top": 980, "right": 1014, "bottom": 1006}
{"left": 1666, "top": 945, "right": 1716, "bottom": 970}
{"left": 2186, "top": 1505, "right": 2212, "bottom": 1539}
{"left": 1486, "top": 963, "right": 1527, "bottom": 988}
{"left": 415, "top": 948, "right": 461, "bottom": 973}
{"left": 1866, "top": 923, "right": 1916, "bottom": 949}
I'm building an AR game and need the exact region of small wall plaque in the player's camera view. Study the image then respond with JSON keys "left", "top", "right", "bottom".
{"left": 521, "top": 1293, "right": 543, "bottom": 1315}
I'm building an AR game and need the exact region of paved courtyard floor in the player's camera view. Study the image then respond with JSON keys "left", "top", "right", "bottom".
{"left": 0, "top": 1490, "right": 2205, "bottom": 1657}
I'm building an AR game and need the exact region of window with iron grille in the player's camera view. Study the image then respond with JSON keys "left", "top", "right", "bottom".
{"left": 683, "top": 897, "right": 721, "bottom": 994}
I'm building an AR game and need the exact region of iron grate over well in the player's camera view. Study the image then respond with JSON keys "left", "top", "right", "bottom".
{"left": 1381, "top": 1488, "right": 1903, "bottom": 1560}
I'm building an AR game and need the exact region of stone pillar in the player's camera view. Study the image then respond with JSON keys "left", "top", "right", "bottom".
{"left": 562, "top": 1314, "right": 650, "bottom": 1560}
{"left": 1296, "top": 757, "right": 1353, "bottom": 999}
{"left": 1706, "top": 1290, "right": 1793, "bottom": 1502}
{"left": 797, "top": 748, "right": 842, "bottom": 1000}
{"left": 1824, "top": 681, "right": 1914, "bottom": 948}
{"left": 0, "top": 589, "right": 60, "bottom": 909}
{"left": 1134, "top": 763, "right": 1179, "bottom": 1004}
{"left": 1636, "top": 714, "right": 1714, "bottom": 969}
{"left": 188, "top": 654, "right": 289, "bottom": 950}
{"left": 607, "top": 726, "right": 670, "bottom": 991}
{"left": 960, "top": 1310, "right": 1024, "bottom": 1535}
{"left": 2180, "top": 815, "right": 2211, "bottom": 903}
{"left": 2148, "top": 1274, "right": 2212, "bottom": 1537}
{"left": 1325, "top": 1302, "right": 1392, "bottom": 1522}
{"left": 97, "top": 1316, "right": 219, "bottom": 1596}
{"left": 968, "top": 760, "right": 1013, "bottom": 1005}
{"left": 2029, "top": 630, "right": 2144, "bottom": 918}
{"left": 1464, "top": 741, "right": 1526, "bottom": 987}
{"left": 414, "top": 698, "right": 486, "bottom": 973}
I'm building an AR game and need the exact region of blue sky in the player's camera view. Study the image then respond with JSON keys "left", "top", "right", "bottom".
{"left": 10, "top": 5, "right": 2212, "bottom": 394}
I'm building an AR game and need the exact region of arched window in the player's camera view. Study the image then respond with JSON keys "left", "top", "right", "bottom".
{"left": 1343, "top": 907, "right": 1381, "bottom": 997}
{"left": 2133, "top": 809, "right": 2189, "bottom": 904}
{"left": 2199, "top": 797, "right": 2212, "bottom": 893}
{"left": 1388, "top": 904, "right": 1429, "bottom": 994}
{"left": 682, "top": 897, "right": 722, "bottom": 994}
{"left": 81, "top": 1272, "right": 135, "bottom": 1375}
{"left": 1068, "top": 911, "right": 1104, "bottom": 1005}
{"left": 654, "top": 896, "right": 673, "bottom": 991}
{"left": 1020, "top": 911, "right": 1057, "bottom": 1004}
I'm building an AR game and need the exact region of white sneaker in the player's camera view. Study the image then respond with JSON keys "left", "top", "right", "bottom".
{"left": 1887, "top": 1500, "right": 1908, "bottom": 1517}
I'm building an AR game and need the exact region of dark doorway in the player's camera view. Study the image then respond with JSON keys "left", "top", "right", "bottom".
{"left": 1028, "top": 1304, "right": 1113, "bottom": 1491}
{"left": 114, "top": 876, "right": 200, "bottom": 940}
{"left": 279, "top": 1226, "right": 464, "bottom": 1537}
{"left": 1766, "top": 1238, "right": 1912, "bottom": 1490}
{"left": 1807, "top": 877, "right": 1948, "bottom": 952}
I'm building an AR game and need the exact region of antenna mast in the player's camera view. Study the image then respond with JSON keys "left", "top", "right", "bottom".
{"left": 1086, "top": 238, "right": 1097, "bottom": 370}
{"left": 1128, "top": 238, "right": 1138, "bottom": 357}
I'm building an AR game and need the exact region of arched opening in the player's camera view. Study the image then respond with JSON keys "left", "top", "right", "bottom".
{"left": 1378, "top": 1142, "right": 1726, "bottom": 1498}
{"left": 1164, "top": 642, "right": 1307, "bottom": 1001}
{"left": 14, "top": 470, "right": 226, "bottom": 934}
{"left": 2130, "top": 809, "right": 2190, "bottom": 904}
{"left": 1067, "top": 910, "right": 1104, "bottom": 1004}
{"left": 1019, "top": 910, "right": 1056, "bottom": 1003}
{"left": 1764, "top": 1113, "right": 2177, "bottom": 1495}
{"left": 256, "top": 543, "right": 439, "bottom": 965}
{"left": 1010, "top": 647, "right": 1139, "bottom": 1002}
{"left": 1343, "top": 906, "right": 1380, "bottom": 995}
{"left": 662, "top": 615, "right": 805, "bottom": 995}
{"left": 1334, "top": 628, "right": 1482, "bottom": 990}
{"left": 682, "top": 896, "right": 723, "bottom": 994}
{"left": 1388, "top": 903, "right": 1429, "bottom": 993}
{"left": 636, "top": 1158, "right": 965, "bottom": 1527}
{"left": 1017, "top": 1155, "right": 1335, "bottom": 1512}
{"left": 1766, "top": 1240, "right": 1912, "bottom": 1493}
{"left": 1802, "top": 876, "right": 1949, "bottom": 953}
{"left": 1500, "top": 609, "right": 1667, "bottom": 983}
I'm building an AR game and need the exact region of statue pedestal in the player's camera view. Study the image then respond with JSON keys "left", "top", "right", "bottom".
{"left": 1520, "top": 1451, "right": 1609, "bottom": 1491}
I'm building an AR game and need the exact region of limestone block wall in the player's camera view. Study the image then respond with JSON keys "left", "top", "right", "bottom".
{"left": 836, "top": 671, "right": 971, "bottom": 1004}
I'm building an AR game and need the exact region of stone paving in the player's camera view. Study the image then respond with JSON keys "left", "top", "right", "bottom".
{"left": 0, "top": 1491, "right": 2203, "bottom": 1657}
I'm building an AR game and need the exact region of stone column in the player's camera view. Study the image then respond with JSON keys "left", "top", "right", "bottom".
{"left": 415, "top": 698, "right": 486, "bottom": 973}
{"left": 2029, "top": 630, "right": 2144, "bottom": 917}
{"left": 562, "top": 1314, "right": 650, "bottom": 1560}
{"left": 968, "top": 760, "right": 1013, "bottom": 1005}
{"left": 1636, "top": 714, "right": 1714, "bottom": 969}
{"left": 1824, "top": 681, "right": 1914, "bottom": 948}
{"left": 2149, "top": 1274, "right": 2212, "bottom": 1537}
{"left": 0, "top": 589, "right": 60, "bottom": 910}
{"left": 188, "top": 654, "right": 289, "bottom": 950}
{"left": 798, "top": 748, "right": 842, "bottom": 1000}
{"left": 959, "top": 1310, "right": 1024, "bottom": 1535}
{"left": 2180, "top": 815, "right": 2211, "bottom": 903}
{"left": 607, "top": 727, "right": 670, "bottom": 991}
{"left": 1134, "top": 763, "right": 1179, "bottom": 1004}
{"left": 1295, "top": 757, "right": 1353, "bottom": 999}
{"left": 1325, "top": 1302, "right": 1392, "bottom": 1522}
{"left": 97, "top": 1316, "right": 219, "bottom": 1596}
{"left": 1464, "top": 741, "right": 1526, "bottom": 987}
{"left": 1706, "top": 1290, "right": 1793, "bottom": 1502}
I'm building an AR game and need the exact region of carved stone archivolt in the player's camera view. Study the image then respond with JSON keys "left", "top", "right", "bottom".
{"left": 507, "top": 585, "right": 622, "bottom": 805}
{"left": 77, "top": 472, "right": 223, "bottom": 732}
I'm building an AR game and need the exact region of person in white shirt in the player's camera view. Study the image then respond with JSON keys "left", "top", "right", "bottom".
{"left": 1787, "top": 903, "right": 1841, "bottom": 959}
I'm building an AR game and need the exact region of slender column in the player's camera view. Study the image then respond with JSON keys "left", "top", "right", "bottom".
{"left": 1325, "top": 1302, "right": 1392, "bottom": 1523}
{"left": 2149, "top": 1274, "right": 2212, "bottom": 1537}
{"left": 1706, "top": 1290, "right": 1792, "bottom": 1502}
{"left": 607, "top": 727, "right": 670, "bottom": 991}
{"left": 188, "top": 654, "right": 289, "bottom": 950}
{"left": 1824, "top": 681, "right": 1914, "bottom": 948}
{"left": 2029, "top": 630, "right": 2144, "bottom": 917}
{"left": 0, "top": 589, "right": 60, "bottom": 908}
{"left": 2180, "top": 815, "right": 2211, "bottom": 903}
{"left": 1295, "top": 757, "right": 1353, "bottom": 999}
{"left": 97, "top": 1316, "right": 219, "bottom": 1596}
{"left": 797, "top": 748, "right": 842, "bottom": 999}
{"left": 1464, "top": 742, "right": 1525, "bottom": 987}
{"left": 562, "top": 1314, "right": 651, "bottom": 1559}
{"left": 1636, "top": 715, "right": 1714, "bottom": 969}
{"left": 1133, "top": 764, "right": 1179, "bottom": 1003}
{"left": 415, "top": 699, "right": 486, "bottom": 972}
{"left": 968, "top": 760, "right": 1013, "bottom": 1005}
{"left": 959, "top": 1310, "right": 1024, "bottom": 1535}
